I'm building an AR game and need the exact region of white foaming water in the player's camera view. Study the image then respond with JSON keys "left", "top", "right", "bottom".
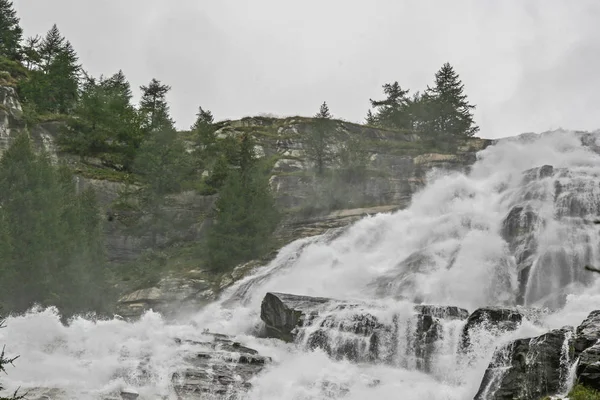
{"left": 3, "top": 130, "right": 600, "bottom": 399}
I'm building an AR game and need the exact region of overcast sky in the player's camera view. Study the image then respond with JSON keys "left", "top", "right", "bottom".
{"left": 13, "top": 0, "right": 600, "bottom": 138}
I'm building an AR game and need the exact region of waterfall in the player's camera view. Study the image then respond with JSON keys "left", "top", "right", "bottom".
{"left": 2, "top": 130, "right": 600, "bottom": 399}
{"left": 559, "top": 330, "right": 575, "bottom": 395}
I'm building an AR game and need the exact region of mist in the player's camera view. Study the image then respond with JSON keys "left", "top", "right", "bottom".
{"left": 13, "top": 0, "right": 600, "bottom": 138}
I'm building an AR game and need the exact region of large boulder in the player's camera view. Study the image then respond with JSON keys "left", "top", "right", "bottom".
{"left": 574, "top": 310, "right": 600, "bottom": 357}
{"left": 116, "top": 275, "right": 216, "bottom": 319}
{"left": 260, "top": 292, "right": 335, "bottom": 341}
{"left": 573, "top": 310, "right": 600, "bottom": 391}
{"left": 474, "top": 327, "right": 574, "bottom": 400}
{"left": 577, "top": 342, "right": 600, "bottom": 390}
{"left": 260, "top": 292, "right": 468, "bottom": 372}
{"left": 461, "top": 307, "right": 524, "bottom": 350}
{"left": 171, "top": 333, "right": 271, "bottom": 398}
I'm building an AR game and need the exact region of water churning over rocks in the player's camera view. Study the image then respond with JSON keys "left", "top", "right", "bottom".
{"left": 4, "top": 130, "right": 600, "bottom": 399}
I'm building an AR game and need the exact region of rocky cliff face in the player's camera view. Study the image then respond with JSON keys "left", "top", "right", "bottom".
{"left": 0, "top": 86, "right": 25, "bottom": 153}
{"left": 474, "top": 309, "right": 600, "bottom": 399}
{"left": 219, "top": 116, "right": 489, "bottom": 211}
{"left": 0, "top": 84, "right": 491, "bottom": 315}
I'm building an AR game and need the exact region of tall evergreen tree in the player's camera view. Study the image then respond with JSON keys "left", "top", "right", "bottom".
{"left": 46, "top": 40, "right": 79, "bottom": 114}
{"left": 104, "top": 70, "right": 132, "bottom": 101}
{"left": 102, "top": 71, "right": 142, "bottom": 169}
{"left": 315, "top": 101, "right": 332, "bottom": 119}
{"left": 424, "top": 62, "right": 479, "bottom": 137}
{"left": 60, "top": 75, "right": 110, "bottom": 157}
{"left": 139, "top": 78, "right": 173, "bottom": 133}
{"left": 0, "top": 134, "right": 107, "bottom": 315}
{"left": 207, "top": 133, "right": 279, "bottom": 270}
{"left": 191, "top": 106, "right": 214, "bottom": 131}
{"left": 131, "top": 128, "right": 194, "bottom": 246}
{"left": 368, "top": 82, "right": 412, "bottom": 130}
{"left": 21, "top": 35, "right": 41, "bottom": 70}
{"left": 19, "top": 25, "right": 80, "bottom": 114}
{"left": 38, "top": 24, "right": 64, "bottom": 67}
{"left": 60, "top": 71, "right": 141, "bottom": 168}
{"left": 304, "top": 101, "right": 335, "bottom": 175}
{"left": 336, "top": 134, "right": 369, "bottom": 184}
{"left": 0, "top": 0, "right": 22, "bottom": 60}
{"left": 365, "top": 109, "right": 376, "bottom": 125}
{"left": 191, "top": 106, "right": 217, "bottom": 170}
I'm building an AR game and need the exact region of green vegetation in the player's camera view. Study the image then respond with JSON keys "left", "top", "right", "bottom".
{"left": 0, "top": 134, "right": 109, "bottom": 316}
{"left": 59, "top": 71, "right": 142, "bottom": 170}
{"left": 368, "top": 62, "right": 478, "bottom": 138}
{"left": 568, "top": 384, "right": 600, "bottom": 400}
{"left": 207, "top": 134, "right": 280, "bottom": 271}
{"left": 128, "top": 128, "right": 195, "bottom": 246}
{"left": 0, "top": 0, "right": 22, "bottom": 61}
{"left": 303, "top": 101, "right": 336, "bottom": 176}
{"left": 0, "top": 314, "right": 22, "bottom": 400}
{"left": 18, "top": 24, "right": 80, "bottom": 115}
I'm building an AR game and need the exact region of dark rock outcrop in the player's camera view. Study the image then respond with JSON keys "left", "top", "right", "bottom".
{"left": 474, "top": 327, "right": 573, "bottom": 400}
{"left": 260, "top": 292, "right": 335, "bottom": 341}
{"left": 116, "top": 275, "right": 216, "bottom": 319}
{"left": 577, "top": 342, "right": 600, "bottom": 390}
{"left": 260, "top": 292, "right": 468, "bottom": 372}
{"left": 574, "top": 310, "right": 600, "bottom": 357}
{"left": 573, "top": 311, "right": 600, "bottom": 391}
{"left": 171, "top": 333, "right": 271, "bottom": 398}
{"left": 415, "top": 304, "right": 470, "bottom": 320}
{"left": 462, "top": 307, "right": 524, "bottom": 350}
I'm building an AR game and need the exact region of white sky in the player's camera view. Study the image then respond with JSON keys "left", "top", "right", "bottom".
{"left": 14, "top": 0, "right": 600, "bottom": 138}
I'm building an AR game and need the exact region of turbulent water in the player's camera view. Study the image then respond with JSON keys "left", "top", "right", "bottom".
{"left": 4, "top": 130, "right": 600, "bottom": 399}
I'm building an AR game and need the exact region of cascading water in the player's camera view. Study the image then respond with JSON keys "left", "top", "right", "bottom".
{"left": 3, "top": 130, "right": 600, "bottom": 399}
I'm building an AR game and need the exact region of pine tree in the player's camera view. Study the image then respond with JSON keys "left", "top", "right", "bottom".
{"left": 139, "top": 78, "right": 174, "bottom": 133}
{"left": 104, "top": 70, "right": 133, "bottom": 102}
{"left": 134, "top": 129, "right": 193, "bottom": 196}
{"left": 132, "top": 128, "right": 194, "bottom": 246}
{"left": 60, "top": 71, "right": 141, "bottom": 168}
{"left": 0, "top": 134, "right": 108, "bottom": 315}
{"left": 0, "top": 0, "right": 22, "bottom": 60}
{"left": 19, "top": 25, "right": 80, "bottom": 114}
{"left": 304, "top": 101, "right": 335, "bottom": 175}
{"left": 238, "top": 132, "right": 255, "bottom": 176}
{"left": 38, "top": 24, "right": 64, "bottom": 68}
{"left": 101, "top": 71, "right": 142, "bottom": 169}
{"left": 47, "top": 41, "right": 80, "bottom": 114}
{"left": 60, "top": 75, "right": 110, "bottom": 157}
{"left": 316, "top": 101, "right": 332, "bottom": 119}
{"left": 336, "top": 134, "right": 369, "bottom": 184}
{"left": 191, "top": 106, "right": 214, "bottom": 131}
{"left": 369, "top": 82, "right": 412, "bottom": 130}
{"left": 207, "top": 135, "right": 279, "bottom": 271}
{"left": 424, "top": 62, "right": 479, "bottom": 137}
{"left": 191, "top": 106, "right": 217, "bottom": 169}
{"left": 205, "top": 154, "right": 229, "bottom": 191}
{"left": 21, "top": 35, "right": 41, "bottom": 70}
{"left": 365, "top": 109, "right": 376, "bottom": 125}
{"left": 404, "top": 91, "right": 433, "bottom": 133}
